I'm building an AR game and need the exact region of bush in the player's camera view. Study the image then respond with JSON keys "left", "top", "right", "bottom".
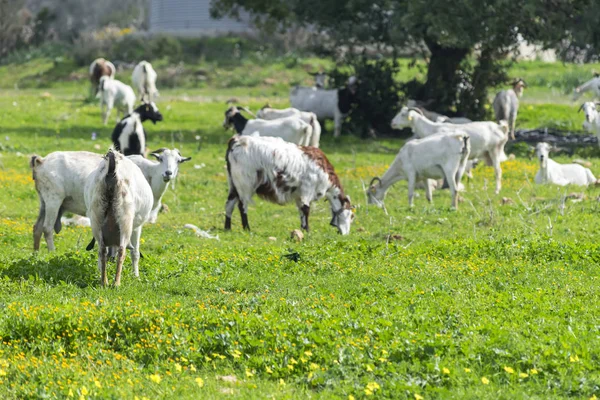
{"left": 330, "top": 53, "right": 403, "bottom": 137}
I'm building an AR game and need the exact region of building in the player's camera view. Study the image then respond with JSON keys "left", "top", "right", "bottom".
{"left": 149, "top": 0, "right": 253, "bottom": 36}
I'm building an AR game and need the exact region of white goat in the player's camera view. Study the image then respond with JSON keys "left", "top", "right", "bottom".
{"left": 493, "top": 78, "right": 526, "bottom": 140}
{"left": 223, "top": 106, "right": 313, "bottom": 146}
{"left": 367, "top": 133, "right": 471, "bottom": 209}
{"left": 391, "top": 107, "right": 509, "bottom": 194}
{"left": 128, "top": 148, "right": 191, "bottom": 223}
{"left": 112, "top": 103, "right": 163, "bottom": 156}
{"left": 290, "top": 76, "right": 358, "bottom": 138}
{"left": 256, "top": 105, "right": 321, "bottom": 147}
{"left": 309, "top": 71, "right": 328, "bottom": 89}
{"left": 131, "top": 61, "right": 159, "bottom": 103}
{"left": 30, "top": 149, "right": 186, "bottom": 251}
{"left": 406, "top": 100, "right": 472, "bottom": 124}
{"left": 534, "top": 142, "right": 596, "bottom": 186}
{"left": 579, "top": 101, "right": 600, "bottom": 147}
{"left": 30, "top": 151, "right": 102, "bottom": 251}
{"left": 97, "top": 76, "right": 136, "bottom": 125}
{"left": 573, "top": 74, "right": 600, "bottom": 101}
{"left": 84, "top": 149, "right": 153, "bottom": 286}
{"left": 225, "top": 135, "right": 354, "bottom": 234}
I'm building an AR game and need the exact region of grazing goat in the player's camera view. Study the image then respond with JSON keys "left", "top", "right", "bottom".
{"left": 579, "top": 101, "right": 600, "bottom": 147}
{"left": 223, "top": 106, "right": 313, "bottom": 146}
{"left": 30, "top": 151, "right": 102, "bottom": 251}
{"left": 534, "top": 142, "right": 596, "bottom": 186}
{"left": 256, "top": 105, "right": 321, "bottom": 147}
{"left": 573, "top": 73, "right": 600, "bottom": 101}
{"left": 406, "top": 100, "right": 472, "bottom": 124}
{"left": 112, "top": 102, "right": 163, "bottom": 156}
{"left": 368, "top": 133, "right": 471, "bottom": 209}
{"left": 97, "top": 76, "right": 136, "bottom": 125}
{"left": 89, "top": 58, "right": 115, "bottom": 97}
{"left": 493, "top": 78, "right": 526, "bottom": 140}
{"left": 290, "top": 76, "right": 359, "bottom": 138}
{"left": 391, "top": 107, "right": 509, "bottom": 194}
{"left": 225, "top": 135, "right": 354, "bottom": 234}
{"left": 131, "top": 61, "right": 159, "bottom": 103}
{"left": 128, "top": 148, "right": 191, "bottom": 223}
{"left": 84, "top": 149, "right": 153, "bottom": 286}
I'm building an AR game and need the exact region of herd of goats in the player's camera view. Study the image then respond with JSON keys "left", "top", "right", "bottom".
{"left": 25, "top": 57, "right": 600, "bottom": 286}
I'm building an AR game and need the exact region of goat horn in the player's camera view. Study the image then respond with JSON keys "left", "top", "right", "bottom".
{"left": 149, "top": 148, "right": 168, "bottom": 154}
{"left": 240, "top": 106, "right": 257, "bottom": 118}
{"left": 369, "top": 177, "right": 382, "bottom": 187}
{"left": 578, "top": 104, "right": 585, "bottom": 113}
{"left": 407, "top": 107, "right": 424, "bottom": 116}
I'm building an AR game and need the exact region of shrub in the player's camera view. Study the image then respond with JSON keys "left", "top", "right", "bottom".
{"left": 330, "top": 53, "right": 403, "bottom": 137}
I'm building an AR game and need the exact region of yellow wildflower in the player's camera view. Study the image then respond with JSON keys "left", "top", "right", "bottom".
{"left": 174, "top": 363, "right": 182, "bottom": 372}
{"left": 570, "top": 355, "right": 580, "bottom": 363}
{"left": 519, "top": 372, "right": 528, "bottom": 378}
{"left": 504, "top": 366, "right": 514, "bottom": 374}
{"left": 80, "top": 386, "right": 89, "bottom": 395}
{"left": 149, "top": 374, "right": 161, "bottom": 384}
{"left": 265, "top": 366, "right": 273, "bottom": 374}
{"left": 442, "top": 368, "right": 450, "bottom": 375}
{"left": 94, "top": 380, "right": 101, "bottom": 388}
{"left": 464, "top": 368, "right": 471, "bottom": 373}
{"left": 415, "top": 394, "right": 424, "bottom": 400}
{"left": 195, "top": 377, "right": 204, "bottom": 388}
{"left": 481, "top": 377, "right": 490, "bottom": 385}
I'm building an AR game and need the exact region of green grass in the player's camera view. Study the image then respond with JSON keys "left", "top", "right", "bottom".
{"left": 2, "top": 60, "right": 600, "bottom": 398}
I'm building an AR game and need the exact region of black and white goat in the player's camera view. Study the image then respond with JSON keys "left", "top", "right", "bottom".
{"left": 112, "top": 102, "right": 163, "bottom": 156}
{"left": 225, "top": 135, "right": 354, "bottom": 234}
{"left": 84, "top": 149, "right": 153, "bottom": 286}
{"left": 290, "top": 76, "right": 359, "bottom": 138}
{"left": 223, "top": 106, "right": 313, "bottom": 146}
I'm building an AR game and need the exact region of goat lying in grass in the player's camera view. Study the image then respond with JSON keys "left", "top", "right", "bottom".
{"left": 534, "top": 142, "right": 596, "bottom": 187}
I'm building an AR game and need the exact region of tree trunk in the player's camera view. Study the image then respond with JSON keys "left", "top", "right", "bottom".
{"left": 422, "top": 37, "right": 470, "bottom": 114}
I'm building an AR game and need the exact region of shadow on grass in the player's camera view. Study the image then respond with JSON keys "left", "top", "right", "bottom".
{"left": 1, "top": 252, "right": 98, "bottom": 288}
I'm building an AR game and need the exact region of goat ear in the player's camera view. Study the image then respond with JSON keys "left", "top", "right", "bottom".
{"left": 149, "top": 153, "right": 161, "bottom": 160}
{"left": 178, "top": 156, "right": 192, "bottom": 163}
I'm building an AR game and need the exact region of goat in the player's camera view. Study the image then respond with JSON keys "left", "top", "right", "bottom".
{"left": 89, "top": 58, "right": 115, "bottom": 97}
{"left": 391, "top": 106, "right": 509, "bottom": 194}
{"left": 534, "top": 142, "right": 596, "bottom": 186}
{"left": 406, "top": 100, "right": 472, "bottom": 124}
{"left": 573, "top": 73, "right": 600, "bottom": 101}
{"left": 223, "top": 106, "right": 313, "bottom": 146}
{"left": 111, "top": 102, "right": 163, "bottom": 156}
{"left": 368, "top": 132, "right": 471, "bottom": 209}
{"left": 493, "top": 78, "right": 526, "bottom": 140}
{"left": 97, "top": 76, "right": 136, "bottom": 125}
{"left": 579, "top": 101, "right": 600, "bottom": 147}
{"left": 131, "top": 61, "right": 159, "bottom": 103}
{"left": 84, "top": 149, "right": 153, "bottom": 286}
{"left": 224, "top": 135, "right": 354, "bottom": 234}
{"left": 290, "top": 76, "right": 359, "bottom": 138}
{"left": 256, "top": 105, "right": 321, "bottom": 147}
{"left": 30, "top": 151, "right": 102, "bottom": 251}
{"left": 127, "top": 148, "right": 191, "bottom": 223}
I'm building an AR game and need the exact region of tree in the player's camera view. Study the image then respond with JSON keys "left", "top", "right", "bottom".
{"left": 212, "top": 0, "right": 594, "bottom": 120}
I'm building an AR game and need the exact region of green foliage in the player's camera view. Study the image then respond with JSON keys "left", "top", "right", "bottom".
{"left": 330, "top": 54, "right": 404, "bottom": 137}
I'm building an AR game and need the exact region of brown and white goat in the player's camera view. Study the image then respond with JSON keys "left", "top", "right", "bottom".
{"left": 89, "top": 58, "right": 116, "bottom": 97}
{"left": 224, "top": 135, "right": 354, "bottom": 234}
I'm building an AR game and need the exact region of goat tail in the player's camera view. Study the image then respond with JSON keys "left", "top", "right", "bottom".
{"left": 30, "top": 155, "right": 43, "bottom": 180}
{"left": 498, "top": 119, "right": 510, "bottom": 136}
{"left": 461, "top": 134, "right": 471, "bottom": 156}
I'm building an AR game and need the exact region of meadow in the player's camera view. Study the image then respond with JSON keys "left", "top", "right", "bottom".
{"left": 1, "top": 57, "right": 600, "bottom": 399}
